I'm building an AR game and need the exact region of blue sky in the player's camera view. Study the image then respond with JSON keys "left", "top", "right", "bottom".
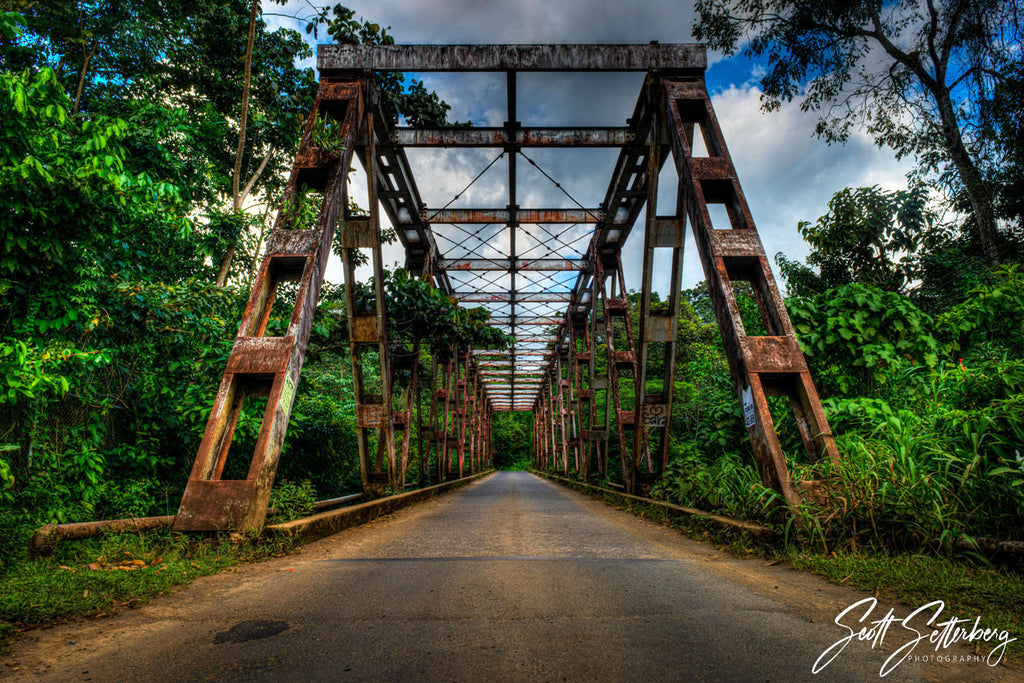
{"left": 266, "top": 0, "right": 913, "bottom": 293}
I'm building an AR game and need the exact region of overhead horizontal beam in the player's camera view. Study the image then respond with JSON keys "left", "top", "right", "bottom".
{"left": 455, "top": 292, "right": 572, "bottom": 303}
{"left": 441, "top": 258, "right": 584, "bottom": 271}
{"left": 427, "top": 208, "right": 602, "bottom": 223}
{"left": 490, "top": 316, "right": 562, "bottom": 325}
{"left": 473, "top": 350, "right": 554, "bottom": 356}
{"left": 477, "top": 360, "right": 549, "bottom": 364}
{"left": 487, "top": 387, "right": 542, "bottom": 391}
{"left": 395, "top": 127, "right": 631, "bottom": 147}
{"left": 319, "top": 43, "right": 706, "bottom": 73}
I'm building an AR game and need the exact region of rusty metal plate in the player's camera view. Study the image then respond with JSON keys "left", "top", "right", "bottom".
{"left": 295, "top": 145, "right": 341, "bottom": 169}
{"left": 652, "top": 218, "right": 686, "bottom": 248}
{"left": 317, "top": 81, "right": 360, "bottom": 100}
{"left": 612, "top": 350, "right": 635, "bottom": 367}
{"left": 356, "top": 404, "right": 389, "bottom": 429}
{"left": 643, "top": 315, "right": 676, "bottom": 342}
{"left": 709, "top": 229, "right": 765, "bottom": 258}
{"left": 605, "top": 298, "right": 628, "bottom": 314}
{"left": 743, "top": 336, "right": 808, "bottom": 374}
{"left": 226, "top": 337, "right": 293, "bottom": 374}
{"left": 664, "top": 79, "right": 707, "bottom": 100}
{"left": 172, "top": 479, "right": 259, "bottom": 532}
{"left": 639, "top": 403, "right": 671, "bottom": 427}
{"left": 688, "top": 157, "right": 733, "bottom": 181}
{"left": 338, "top": 218, "right": 375, "bottom": 248}
{"left": 349, "top": 315, "right": 379, "bottom": 343}
{"left": 265, "top": 229, "right": 320, "bottom": 257}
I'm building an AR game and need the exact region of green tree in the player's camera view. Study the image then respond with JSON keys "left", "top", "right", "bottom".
{"left": 313, "top": 4, "right": 462, "bottom": 128}
{"left": 775, "top": 185, "right": 934, "bottom": 297}
{"left": 979, "top": 61, "right": 1024, "bottom": 236}
{"left": 694, "top": 0, "right": 1021, "bottom": 265}
{"left": 787, "top": 284, "right": 940, "bottom": 394}
{"left": 5, "top": 1, "right": 322, "bottom": 287}
{"left": 0, "top": 10, "right": 236, "bottom": 525}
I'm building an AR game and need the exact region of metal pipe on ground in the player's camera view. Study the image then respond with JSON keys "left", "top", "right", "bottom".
{"left": 29, "top": 516, "right": 176, "bottom": 559}
{"left": 29, "top": 492, "right": 367, "bottom": 559}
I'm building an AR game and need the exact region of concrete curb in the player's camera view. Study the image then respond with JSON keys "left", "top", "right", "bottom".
{"left": 534, "top": 470, "right": 778, "bottom": 541}
{"left": 266, "top": 471, "right": 494, "bottom": 541}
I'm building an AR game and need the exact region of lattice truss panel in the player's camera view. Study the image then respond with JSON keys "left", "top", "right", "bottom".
{"left": 173, "top": 44, "right": 838, "bottom": 532}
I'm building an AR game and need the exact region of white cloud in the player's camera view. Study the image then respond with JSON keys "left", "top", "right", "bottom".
{"left": 706, "top": 85, "right": 912, "bottom": 291}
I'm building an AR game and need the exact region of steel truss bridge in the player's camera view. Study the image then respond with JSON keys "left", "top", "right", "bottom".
{"left": 173, "top": 44, "right": 839, "bottom": 533}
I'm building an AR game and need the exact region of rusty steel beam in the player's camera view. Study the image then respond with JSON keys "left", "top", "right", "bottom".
{"left": 487, "top": 380, "right": 543, "bottom": 385}
{"left": 473, "top": 351, "right": 554, "bottom": 357}
{"left": 319, "top": 43, "right": 707, "bottom": 73}
{"left": 489, "top": 316, "right": 562, "bottom": 325}
{"left": 544, "top": 77, "right": 662, "bottom": 376}
{"left": 395, "top": 127, "right": 632, "bottom": 147}
{"left": 440, "top": 258, "right": 584, "bottom": 271}
{"left": 427, "top": 208, "right": 602, "bottom": 224}
{"left": 454, "top": 292, "right": 572, "bottom": 303}
{"left": 480, "top": 371, "right": 545, "bottom": 376}
{"left": 355, "top": 89, "right": 452, "bottom": 290}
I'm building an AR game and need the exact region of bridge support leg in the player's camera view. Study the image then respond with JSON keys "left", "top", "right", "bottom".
{"left": 662, "top": 78, "right": 839, "bottom": 508}
{"left": 633, "top": 89, "right": 685, "bottom": 495}
{"left": 173, "top": 82, "right": 363, "bottom": 532}
{"left": 341, "top": 84, "right": 398, "bottom": 497}
{"left": 598, "top": 257, "right": 649, "bottom": 494}
{"left": 569, "top": 320, "right": 591, "bottom": 480}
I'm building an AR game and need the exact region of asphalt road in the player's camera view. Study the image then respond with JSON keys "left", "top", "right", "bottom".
{"left": 2, "top": 472, "right": 1017, "bottom": 682}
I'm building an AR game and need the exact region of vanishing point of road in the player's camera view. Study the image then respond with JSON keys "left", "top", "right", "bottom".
{"left": 2, "top": 472, "right": 1017, "bottom": 682}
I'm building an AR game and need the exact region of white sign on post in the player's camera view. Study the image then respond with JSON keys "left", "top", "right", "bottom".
{"left": 741, "top": 385, "right": 756, "bottom": 427}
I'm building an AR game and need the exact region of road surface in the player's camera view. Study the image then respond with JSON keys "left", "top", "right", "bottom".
{"left": 2, "top": 472, "right": 1016, "bottom": 681}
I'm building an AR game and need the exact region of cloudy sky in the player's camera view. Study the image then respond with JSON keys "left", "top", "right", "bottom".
{"left": 267, "top": 0, "right": 913, "bottom": 293}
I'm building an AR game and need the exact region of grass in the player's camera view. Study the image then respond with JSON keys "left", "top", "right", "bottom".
{"left": 0, "top": 529, "right": 295, "bottom": 649}
{"left": 784, "top": 549, "right": 1024, "bottom": 664}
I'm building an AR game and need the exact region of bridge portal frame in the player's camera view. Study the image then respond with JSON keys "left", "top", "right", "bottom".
{"left": 173, "top": 43, "right": 837, "bottom": 532}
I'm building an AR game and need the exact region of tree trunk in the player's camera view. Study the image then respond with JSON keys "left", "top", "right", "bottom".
{"left": 71, "top": 39, "right": 97, "bottom": 117}
{"left": 215, "top": 0, "right": 260, "bottom": 288}
{"left": 934, "top": 89, "right": 1002, "bottom": 265}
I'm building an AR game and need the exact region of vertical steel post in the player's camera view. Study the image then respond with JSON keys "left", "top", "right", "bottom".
{"left": 632, "top": 77, "right": 686, "bottom": 493}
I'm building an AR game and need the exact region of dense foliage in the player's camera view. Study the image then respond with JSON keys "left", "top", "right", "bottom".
{"left": 0, "top": 5, "right": 490, "bottom": 572}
